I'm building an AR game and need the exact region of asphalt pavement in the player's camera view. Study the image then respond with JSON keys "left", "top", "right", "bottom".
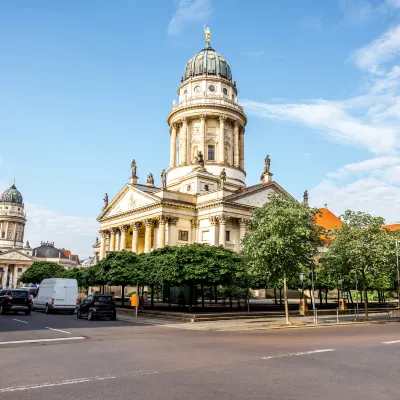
{"left": 0, "top": 310, "right": 400, "bottom": 399}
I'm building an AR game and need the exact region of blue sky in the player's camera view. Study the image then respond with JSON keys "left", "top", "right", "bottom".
{"left": 2, "top": 0, "right": 400, "bottom": 258}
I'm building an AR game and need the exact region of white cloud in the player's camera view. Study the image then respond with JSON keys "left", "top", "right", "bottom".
{"left": 310, "top": 156, "right": 400, "bottom": 223}
{"left": 242, "top": 99, "right": 397, "bottom": 154}
{"left": 24, "top": 204, "right": 98, "bottom": 259}
{"left": 168, "top": 0, "right": 212, "bottom": 36}
{"left": 351, "top": 24, "right": 400, "bottom": 74}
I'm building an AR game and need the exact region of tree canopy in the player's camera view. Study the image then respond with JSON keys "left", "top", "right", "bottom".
{"left": 20, "top": 261, "right": 66, "bottom": 284}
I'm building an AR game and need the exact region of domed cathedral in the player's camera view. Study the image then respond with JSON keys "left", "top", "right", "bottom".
{"left": 95, "top": 29, "right": 292, "bottom": 262}
{"left": 0, "top": 180, "right": 34, "bottom": 288}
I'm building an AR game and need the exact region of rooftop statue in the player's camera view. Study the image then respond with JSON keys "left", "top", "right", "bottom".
{"left": 131, "top": 159, "right": 137, "bottom": 177}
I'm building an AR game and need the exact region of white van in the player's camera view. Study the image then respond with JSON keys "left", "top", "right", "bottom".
{"left": 33, "top": 278, "right": 78, "bottom": 314}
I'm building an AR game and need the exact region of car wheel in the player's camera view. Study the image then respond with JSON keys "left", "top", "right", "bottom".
{"left": 45, "top": 304, "right": 51, "bottom": 314}
{"left": 31, "top": 304, "right": 35, "bottom": 311}
{"left": 87, "top": 310, "right": 94, "bottom": 321}
{"left": 25, "top": 310, "right": 31, "bottom": 316}
{"left": 77, "top": 309, "right": 82, "bottom": 319}
{"left": 111, "top": 312, "right": 117, "bottom": 321}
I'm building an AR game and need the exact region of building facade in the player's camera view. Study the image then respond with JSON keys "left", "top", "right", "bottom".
{"left": 0, "top": 181, "right": 34, "bottom": 287}
{"left": 95, "top": 31, "right": 293, "bottom": 260}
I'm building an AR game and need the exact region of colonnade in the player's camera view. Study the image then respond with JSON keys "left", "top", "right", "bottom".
{"left": 169, "top": 114, "right": 245, "bottom": 170}
{"left": 0, "top": 220, "right": 24, "bottom": 241}
{"left": 0, "top": 264, "right": 28, "bottom": 288}
{"left": 99, "top": 215, "right": 249, "bottom": 260}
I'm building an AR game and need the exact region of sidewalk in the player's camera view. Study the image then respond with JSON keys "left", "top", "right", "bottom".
{"left": 117, "top": 310, "right": 397, "bottom": 331}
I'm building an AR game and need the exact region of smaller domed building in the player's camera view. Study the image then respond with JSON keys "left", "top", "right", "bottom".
{"left": 0, "top": 181, "right": 34, "bottom": 288}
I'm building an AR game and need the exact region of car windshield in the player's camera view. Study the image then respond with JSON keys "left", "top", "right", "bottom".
{"left": 96, "top": 296, "right": 113, "bottom": 303}
{"left": 9, "top": 291, "right": 29, "bottom": 298}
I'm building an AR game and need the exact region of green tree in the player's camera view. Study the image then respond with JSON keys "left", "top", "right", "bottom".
{"left": 320, "top": 210, "right": 390, "bottom": 319}
{"left": 101, "top": 250, "right": 141, "bottom": 305}
{"left": 242, "top": 194, "right": 322, "bottom": 324}
{"left": 20, "top": 261, "right": 66, "bottom": 284}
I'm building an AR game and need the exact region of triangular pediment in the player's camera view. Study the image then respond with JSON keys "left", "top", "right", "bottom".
{"left": 99, "top": 184, "right": 161, "bottom": 220}
{"left": 225, "top": 182, "right": 294, "bottom": 207}
{"left": 0, "top": 249, "right": 33, "bottom": 262}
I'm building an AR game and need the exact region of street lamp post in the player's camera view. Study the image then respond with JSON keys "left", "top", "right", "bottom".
{"left": 355, "top": 270, "right": 359, "bottom": 320}
{"left": 310, "top": 264, "right": 316, "bottom": 324}
{"left": 396, "top": 240, "right": 400, "bottom": 309}
{"left": 299, "top": 272, "right": 306, "bottom": 300}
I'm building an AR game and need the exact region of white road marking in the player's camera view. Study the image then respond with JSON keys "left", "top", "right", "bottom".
{"left": 382, "top": 340, "right": 400, "bottom": 344}
{"left": 0, "top": 337, "right": 85, "bottom": 345}
{"left": 12, "top": 319, "right": 28, "bottom": 324}
{"left": 46, "top": 327, "right": 71, "bottom": 334}
{"left": 262, "top": 349, "right": 335, "bottom": 360}
{"left": 0, "top": 371, "right": 158, "bottom": 393}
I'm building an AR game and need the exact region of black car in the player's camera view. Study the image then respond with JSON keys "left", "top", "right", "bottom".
{"left": 0, "top": 289, "right": 32, "bottom": 315}
{"left": 76, "top": 294, "right": 116, "bottom": 321}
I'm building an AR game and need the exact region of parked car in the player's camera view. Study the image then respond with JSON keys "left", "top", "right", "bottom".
{"left": 33, "top": 278, "right": 78, "bottom": 314}
{"left": 76, "top": 294, "right": 117, "bottom": 321}
{"left": 0, "top": 289, "right": 32, "bottom": 315}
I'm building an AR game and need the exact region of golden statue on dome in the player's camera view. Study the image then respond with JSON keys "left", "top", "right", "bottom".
{"left": 204, "top": 25, "right": 210, "bottom": 45}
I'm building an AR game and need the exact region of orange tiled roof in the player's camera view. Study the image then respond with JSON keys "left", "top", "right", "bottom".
{"left": 314, "top": 208, "right": 343, "bottom": 244}
{"left": 382, "top": 223, "right": 400, "bottom": 231}
{"left": 61, "top": 249, "right": 71, "bottom": 258}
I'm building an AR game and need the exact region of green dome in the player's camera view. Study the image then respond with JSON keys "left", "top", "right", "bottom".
{"left": 183, "top": 44, "right": 232, "bottom": 82}
{"left": 1, "top": 183, "right": 23, "bottom": 205}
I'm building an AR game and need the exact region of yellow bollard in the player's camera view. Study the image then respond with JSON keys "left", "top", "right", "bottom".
{"left": 130, "top": 294, "right": 139, "bottom": 307}
{"left": 339, "top": 298, "right": 346, "bottom": 310}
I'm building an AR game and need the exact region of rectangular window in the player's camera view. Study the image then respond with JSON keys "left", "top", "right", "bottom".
{"left": 226, "top": 231, "right": 231, "bottom": 242}
{"left": 178, "top": 230, "right": 189, "bottom": 241}
{"left": 207, "top": 145, "right": 215, "bottom": 161}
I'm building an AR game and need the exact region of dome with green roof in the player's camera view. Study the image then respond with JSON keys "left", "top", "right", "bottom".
{"left": 1, "top": 182, "right": 23, "bottom": 205}
{"left": 183, "top": 43, "right": 232, "bottom": 82}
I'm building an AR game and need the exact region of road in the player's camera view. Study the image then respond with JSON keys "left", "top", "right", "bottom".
{"left": 0, "top": 310, "right": 399, "bottom": 399}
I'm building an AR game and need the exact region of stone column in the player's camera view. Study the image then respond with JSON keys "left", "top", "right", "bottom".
{"left": 181, "top": 117, "right": 188, "bottom": 165}
{"left": 131, "top": 222, "right": 140, "bottom": 253}
{"left": 144, "top": 219, "right": 153, "bottom": 253}
{"left": 5, "top": 221, "right": 9, "bottom": 240}
{"left": 13, "top": 266, "right": 19, "bottom": 288}
{"left": 209, "top": 216, "right": 219, "bottom": 245}
{"left": 167, "top": 217, "right": 179, "bottom": 246}
{"left": 191, "top": 220, "right": 200, "bottom": 243}
{"left": 234, "top": 121, "right": 240, "bottom": 168}
{"left": 200, "top": 114, "right": 206, "bottom": 157}
{"left": 157, "top": 216, "right": 167, "bottom": 248}
{"left": 99, "top": 231, "right": 106, "bottom": 260}
{"left": 109, "top": 228, "right": 116, "bottom": 251}
{"left": 169, "top": 123, "right": 177, "bottom": 169}
{"left": 120, "top": 225, "right": 127, "bottom": 251}
{"left": 218, "top": 215, "right": 229, "bottom": 247}
{"left": 219, "top": 116, "right": 226, "bottom": 163}
{"left": 239, "top": 219, "right": 248, "bottom": 249}
{"left": 239, "top": 127, "right": 245, "bottom": 170}
{"left": 115, "top": 230, "right": 120, "bottom": 251}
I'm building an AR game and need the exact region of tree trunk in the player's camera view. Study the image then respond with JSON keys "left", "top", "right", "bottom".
{"left": 237, "top": 298, "right": 241, "bottom": 310}
{"left": 279, "top": 288, "right": 283, "bottom": 306}
{"left": 151, "top": 285, "right": 154, "bottom": 309}
{"left": 360, "top": 288, "right": 363, "bottom": 304}
{"left": 121, "top": 285, "right": 125, "bottom": 307}
{"left": 214, "top": 286, "right": 218, "bottom": 304}
{"left": 378, "top": 290, "right": 381, "bottom": 304}
{"left": 318, "top": 286, "right": 323, "bottom": 306}
{"left": 325, "top": 288, "right": 328, "bottom": 304}
{"left": 337, "top": 285, "right": 340, "bottom": 305}
{"left": 362, "top": 270, "right": 368, "bottom": 320}
{"left": 283, "top": 273, "right": 291, "bottom": 325}
{"left": 229, "top": 296, "right": 232, "bottom": 311}
{"left": 168, "top": 285, "right": 171, "bottom": 309}
{"left": 201, "top": 284, "right": 204, "bottom": 309}
{"left": 349, "top": 289, "right": 353, "bottom": 306}
{"left": 274, "top": 288, "right": 277, "bottom": 305}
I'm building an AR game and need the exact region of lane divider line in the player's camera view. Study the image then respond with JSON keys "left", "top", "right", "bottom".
{"left": 262, "top": 348, "right": 335, "bottom": 360}
{"left": 12, "top": 319, "right": 28, "bottom": 324}
{"left": 382, "top": 340, "right": 400, "bottom": 344}
{"left": 0, "top": 371, "right": 158, "bottom": 393}
{"left": 46, "top": 327, "right": 71, "bottom": 334}
{"left": 0, "top": 337, "right": 85, "bottom": 345}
